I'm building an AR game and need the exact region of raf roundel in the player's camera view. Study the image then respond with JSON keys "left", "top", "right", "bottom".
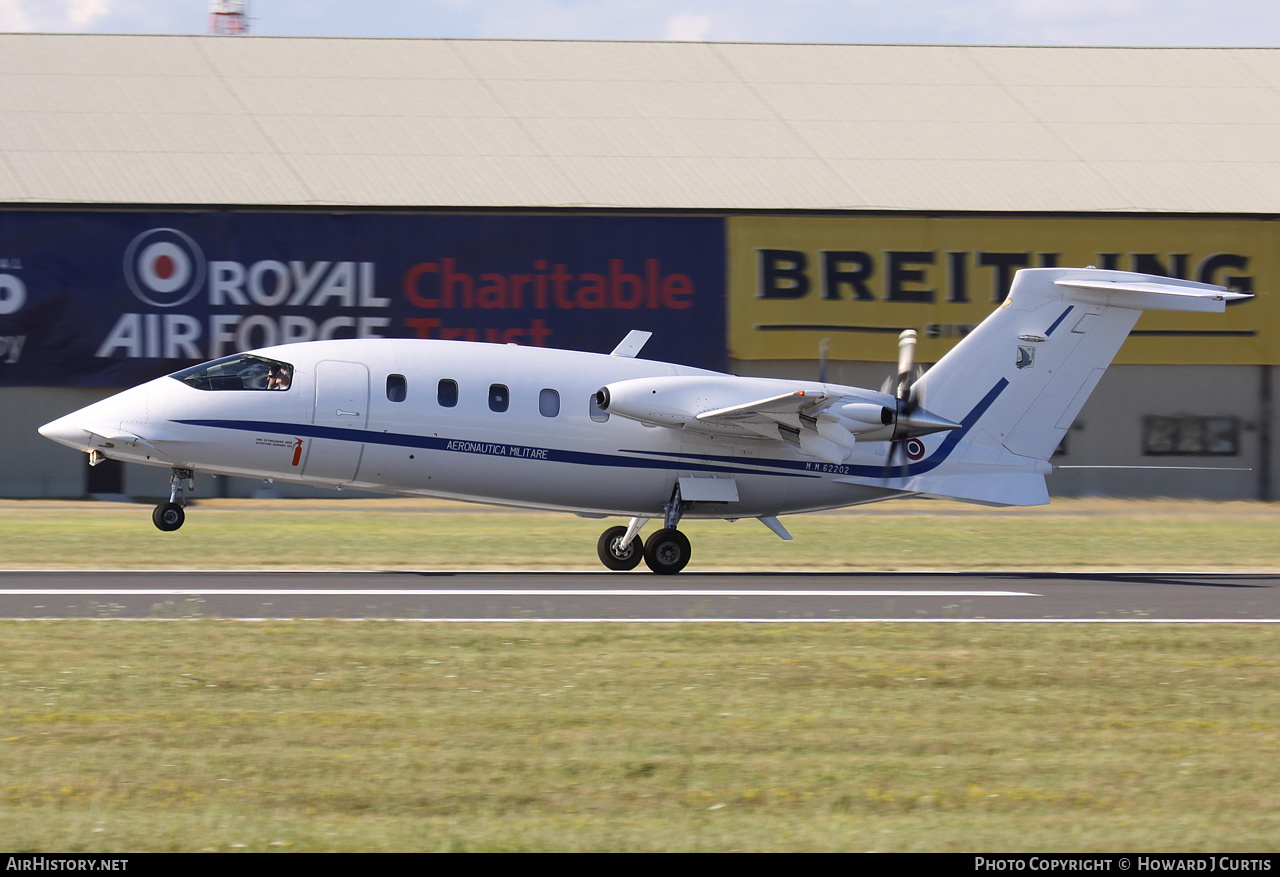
{"left": 123, "top": 228, "right": 206, "bottom": 308}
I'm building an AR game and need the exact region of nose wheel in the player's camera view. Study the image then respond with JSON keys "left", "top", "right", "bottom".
{"left": 153, "top": 468, "right": 193, "bottom": 532}
{"left": 152, "top": 502, "right": 185, "bottom": 532}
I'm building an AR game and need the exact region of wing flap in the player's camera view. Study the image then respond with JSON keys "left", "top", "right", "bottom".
{"left": 598, "top": 375, "right": 884, "bottom": 464}
{"left": 696, "top": 390, "right": 833, "bottom": 424}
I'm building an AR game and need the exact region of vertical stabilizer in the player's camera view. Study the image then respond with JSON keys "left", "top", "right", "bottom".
{"left": 898, "top": 268, "right": 1247, "bottom": 505}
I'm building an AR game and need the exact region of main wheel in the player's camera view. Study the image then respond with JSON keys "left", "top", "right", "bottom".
{"left": 152, "top": 502, "right": 185, "bottom": 532}
{"left": 643, "top": 528, "right": 691, "bottom": 575}
{"left": 597, "top": 526, "right": 643, "bottom": 571}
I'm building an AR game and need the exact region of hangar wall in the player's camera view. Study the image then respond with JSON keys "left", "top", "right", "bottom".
{"left": 4, "top": 208, "right": 1272, "bottom": 501}
{"left": 725, "top": 212, "right": 1274, "bottom": 500}
{"left": 2, "top": 209, "right": 727, "bottom": 501}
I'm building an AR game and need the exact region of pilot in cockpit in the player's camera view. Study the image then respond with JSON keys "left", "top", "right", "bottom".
{"left": 266, "top": 364, "right": 292, "bottom": 390}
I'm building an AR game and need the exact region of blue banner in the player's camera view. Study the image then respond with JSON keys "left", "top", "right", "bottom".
{"left": 0, "top": 212, "right": 726, "bottom": 386}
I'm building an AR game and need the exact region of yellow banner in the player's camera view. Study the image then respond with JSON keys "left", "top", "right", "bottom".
{"left": 728, "top": 215, "right": 1274, "bottom": 364}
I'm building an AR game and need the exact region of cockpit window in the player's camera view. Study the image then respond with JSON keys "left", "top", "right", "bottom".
{"left": 170, "top": 354, "right": 294, "bottom": 391}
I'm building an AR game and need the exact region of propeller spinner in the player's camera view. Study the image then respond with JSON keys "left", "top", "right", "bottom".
{"left": 883, "top": 329, "right": 960, "bottom": 478}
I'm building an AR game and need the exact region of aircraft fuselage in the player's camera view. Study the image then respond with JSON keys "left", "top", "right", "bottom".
{"left": 41, "top": 338, "right": 897, "bottom": 519}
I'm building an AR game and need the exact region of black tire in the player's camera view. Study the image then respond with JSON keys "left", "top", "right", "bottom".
{"left": 597, "top": 526, "right": 643, "bottom": 571}
{"left": 152, "top": 502, "right": 185, "bottom": 532}
{"left": 643, "top": 528, "right": 691, "bottom": 575}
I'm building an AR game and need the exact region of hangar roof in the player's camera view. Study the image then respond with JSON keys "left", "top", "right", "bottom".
{"left": 2, "top": 34, "right": 1279, "bottom": 213}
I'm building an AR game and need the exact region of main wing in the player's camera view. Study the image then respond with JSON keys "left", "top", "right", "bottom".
{"left": 595, "top": 375, "right": 958, "bottom": 465}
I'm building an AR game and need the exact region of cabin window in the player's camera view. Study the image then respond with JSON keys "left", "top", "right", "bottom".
{"left": 386, "top": 374, "right": 407, "bottom": 403}
{"left": 170, "top": 354, "right": 293, "bottom": 392}
{"left": 589, "top": 393, "right": 609, "bottom": 423}
{"left": 489, "top": 384, "right": 510, "bottom": 413}
{"left": 438, "top": 379, "right": 458, "bottom": 407}
{"left": 539, "top": 388, "right": 560, "bottom": 418}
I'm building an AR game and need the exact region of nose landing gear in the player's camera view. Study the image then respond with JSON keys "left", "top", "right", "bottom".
{"left": 152, "top": 468, "right": 193, "bottom": 532}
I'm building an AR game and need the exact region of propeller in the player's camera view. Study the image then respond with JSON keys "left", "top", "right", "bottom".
{"left": 884, "top": 329, "right": 923, "bottom": 480}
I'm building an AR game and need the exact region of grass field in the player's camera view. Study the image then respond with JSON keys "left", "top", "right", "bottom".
{"left": 1, "top": 498, "right": 1277, "bottom": 851}
{"left": 1, "top": 496, "right": 1278, "bottom": 572}
{"left": 3, "top": 622, "right": 1279, "bottom": 852}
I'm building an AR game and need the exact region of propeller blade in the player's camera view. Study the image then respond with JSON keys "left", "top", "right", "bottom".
{"left": 896, "top": 329, "right": 917, "bottom": 401}
{"left": 882, "top": 432, "right": 910, "bottom": 482}
{"left": 884, "top": 329, "right": 923, "bottom": 481}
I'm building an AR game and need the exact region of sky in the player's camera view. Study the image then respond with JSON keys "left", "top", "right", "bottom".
{"left": 0, "top": 0, "right": 1276, "bottom": 46}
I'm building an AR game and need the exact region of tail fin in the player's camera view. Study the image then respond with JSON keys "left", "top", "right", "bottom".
{"left": 902, "top": 268, "right": 1248, "bottom": 506}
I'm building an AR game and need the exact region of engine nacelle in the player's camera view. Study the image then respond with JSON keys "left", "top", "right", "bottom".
{"left": 594, "top": 374, "right": 957, "bottom": 460}
{"left": 596, "top": 375, "right": 829, "bottom": 428}
{"left": 828, "top": 401, "right": 895, "bottom": 430}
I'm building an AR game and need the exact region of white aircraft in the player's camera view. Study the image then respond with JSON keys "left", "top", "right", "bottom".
{"left": 39, "top": 268, "right": 1248, "bottom": 574}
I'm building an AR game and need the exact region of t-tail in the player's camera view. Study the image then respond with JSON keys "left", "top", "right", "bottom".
{"left": 881, "top": 268, "right": 1251, "bottom": 507}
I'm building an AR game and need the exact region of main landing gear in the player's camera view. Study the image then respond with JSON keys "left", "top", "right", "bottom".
{"left": 597, "top": 523, "right": 644, "bottom": 571}
{"left": 596, "top": 486, "right": 693, "bottom": 575}
{"left": 152, "top": 468, "right": 193, "bottom": 532}
{"left": 642, "top": 528, "right": 691, "bottom": 576}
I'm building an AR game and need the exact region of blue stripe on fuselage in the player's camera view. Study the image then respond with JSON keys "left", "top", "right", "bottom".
{"left": 171, "top": 379, "right": 1007, "bottom": 481}
{"left": 169, "top": 418, "right": 812, "bottom": 479}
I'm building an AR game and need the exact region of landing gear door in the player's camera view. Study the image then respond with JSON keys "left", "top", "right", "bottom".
{"left": 304, "top": 360, "right": 369, "bottom": 483}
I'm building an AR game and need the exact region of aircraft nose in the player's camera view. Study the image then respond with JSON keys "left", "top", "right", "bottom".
{"left": 38, "top": 414, "right": 92, "bottom": 451}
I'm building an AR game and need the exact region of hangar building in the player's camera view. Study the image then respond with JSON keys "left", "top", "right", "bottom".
{"left": 2, "top": 34, "right": 1277, "bottom": 500}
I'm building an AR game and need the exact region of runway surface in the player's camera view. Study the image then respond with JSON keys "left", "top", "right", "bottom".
{"left": 2, "top": 570, "right": 1278, "bottom": 621}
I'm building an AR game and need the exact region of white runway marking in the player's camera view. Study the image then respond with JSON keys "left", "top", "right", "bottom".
{"left": 2, "top": 589, "right": 1037, "bottom": 597}
{"left": 12, "top": 617, "right": 1279, "bottom": 624}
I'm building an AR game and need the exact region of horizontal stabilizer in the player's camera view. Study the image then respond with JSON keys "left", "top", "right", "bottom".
{"left": 1054, "top": 276, "right": 1251, "bottom": 313}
